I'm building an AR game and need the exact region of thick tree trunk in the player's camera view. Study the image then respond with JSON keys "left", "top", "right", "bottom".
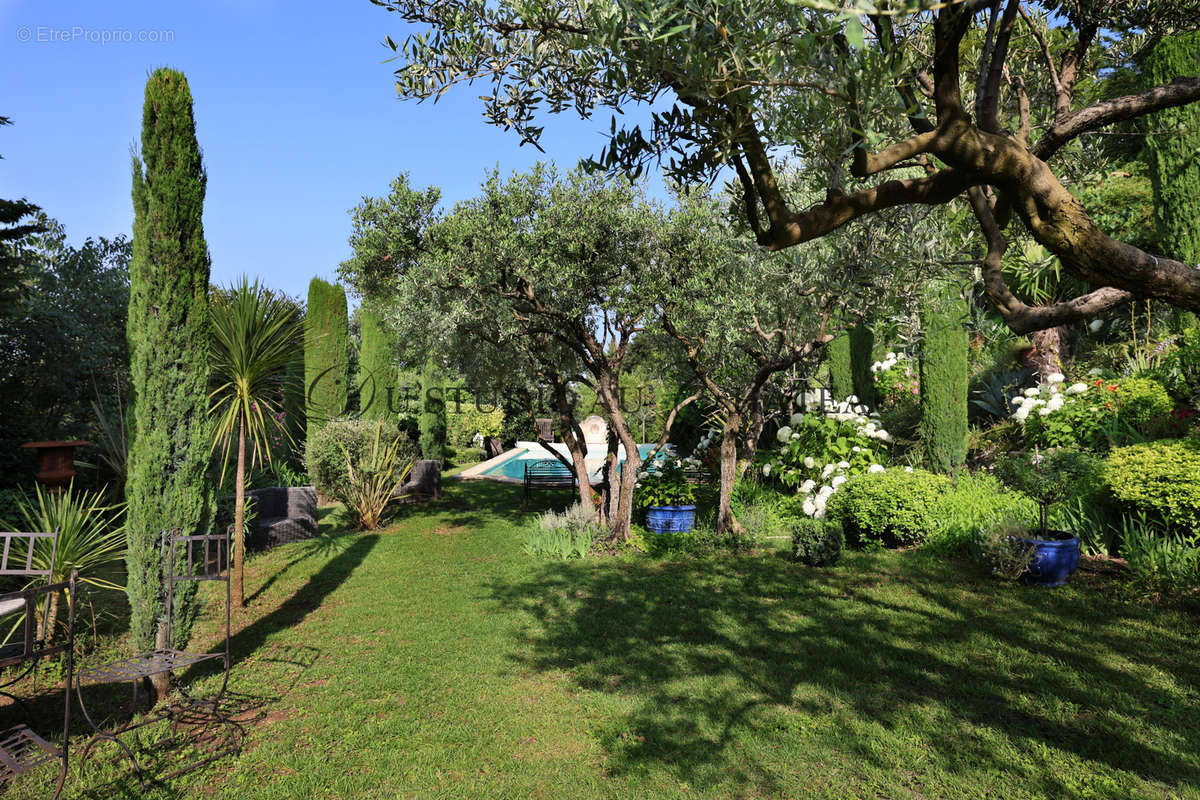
{"left": 596, "top": 379, "right": 641, "bottom": 541}
{"left": 1024, "top": 325, "right": 1069, "bottom": 382}
{"left": 549, "top": 380, "right": 593, "bottom": 513}
{"left": 716, "top": 413, "right": 745, "bottom": 537}
{"left": 233, "top": 415, "right": 246, "bottom": 607}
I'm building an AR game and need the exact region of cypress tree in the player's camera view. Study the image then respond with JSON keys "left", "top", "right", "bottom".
{"left": 304, "top": 277, "right": 349, "bottom": 443}
{"left": 419, "top": 360, "right": 447, "bottom": 461}
{"left": 849, "top": 323, "right": 875, "bottom": 408}
{"left": 283, "top": 348, "right": 306, "bottom": 463}
{"left": 919, "top": 286, "right": 968, "bottom": 474}
{"left": 1145, "top": 33, "right": 1200, "bottom": 329}
{"left": 827, "top": 334, "right": 853, "bottom": 401}
{"left": 126, "top": 69, "right": 213, "bottom": 656}
{"left": 357, "top": 303, "right": 397, "bottom": 422}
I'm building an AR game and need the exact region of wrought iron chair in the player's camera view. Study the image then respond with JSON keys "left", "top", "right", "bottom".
{"left": 76, "top": 527, "right": 240, "bottom": 784}
{"left": 0, "top": 530, "right": 76, "bottom": 800}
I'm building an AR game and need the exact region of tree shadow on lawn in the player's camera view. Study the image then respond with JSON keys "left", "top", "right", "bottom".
{"left": 487, "top": 552, "right": 1200, "bottom": 798}
{"left": 401, "top": 480, "right": 578, "bottom": 530}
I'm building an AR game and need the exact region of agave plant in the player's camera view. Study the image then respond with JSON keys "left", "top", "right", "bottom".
{"left": 334, "top": 425, "right": 413, "bottom": 531}
{"left": 13, "top": 481, "right": 126, "bottom": 641}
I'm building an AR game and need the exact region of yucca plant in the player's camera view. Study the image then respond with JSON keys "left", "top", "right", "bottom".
{"left": 335, "top": 425, "right": 413, "bottom": 530}
{"left": 90, "top": 390, "right": 129, "bottom": 497}
{"left": 210, "top": 276, "right": 302, "bottom": 606}
{"left": 13, "top": 481, "right": 126, "bottom": 642}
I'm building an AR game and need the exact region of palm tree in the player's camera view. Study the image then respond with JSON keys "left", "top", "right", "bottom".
{"left": 210, "top": 277, "right": 302, "bottom": 606}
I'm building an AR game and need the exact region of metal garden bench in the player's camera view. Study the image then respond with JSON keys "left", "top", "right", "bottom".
{"left": 0, "top": 530, "right": 76, "bottom": 800}
{"left": 522, "top": 459, "right": 578, "bottom": 507}
{"left": 75, "top": 528, "right": 242, "bottom": 785}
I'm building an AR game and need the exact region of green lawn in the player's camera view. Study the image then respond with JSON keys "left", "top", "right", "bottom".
{"left": 10, "top": 481, "right": 1200, "bottom": 799}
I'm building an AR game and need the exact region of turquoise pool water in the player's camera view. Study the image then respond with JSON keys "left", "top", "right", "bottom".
{"left": 480, "top": 444, "right": 663, "bottom": 480}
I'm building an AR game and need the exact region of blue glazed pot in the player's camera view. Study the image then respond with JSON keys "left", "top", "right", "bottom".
{"left": 646, "top": 505, "right": 697, "bottom": 534}
{"left": 1020, "top": 531, "right": 1081, "bottom": 587}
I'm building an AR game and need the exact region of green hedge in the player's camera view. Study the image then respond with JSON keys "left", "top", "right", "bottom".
{"left": 827, "top": 468, "right": 951, "bottom": 547}
{"left": 1105, "top": 438, "right": 1200, "bottom": 536}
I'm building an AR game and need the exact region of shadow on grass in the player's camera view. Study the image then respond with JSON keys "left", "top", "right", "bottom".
{"left": 488, "top": 552, "right": 1200, "bottom": 797}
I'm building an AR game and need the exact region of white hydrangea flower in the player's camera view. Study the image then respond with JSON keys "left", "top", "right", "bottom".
{"left": 802, "top": 498, "right": 816, "bottom": 516}
{"left": 851, "top": 446, "right": 862, "bottom": 453}
{"left": 1024, "top": 387, "right": 1040, "bottom": 397}
{"left": 817, "top": 485, "right": 834, "bottom": 498}
{"left": 868, "top": 463, "right": 885, "bottom": 473}
{"left": 1047, "top": 373, "right": 1065, "bottom": 384}
{"left": 821, "top": 463, "right": 836, "bottom": 478}
{"left": 762, "top": 464, "right": 772, "bottom": 477}
{"left": 1089, "top": 319, "right": 1104, "bottom": 333}
{"left": 1039, "top": 406, "right": 1053, "bottom": 416}
{"left": 813, "top": 507, "right": 827, "bottom": 519}
{"left": 637, "top": 471, "right": 649, "bottom": 480}
{"left": 837, "top": 461, "right": 850, "bottom": 469}
{"left": 789, "top": 413, "right": 806, "bottom": 427}
{"left": 1065, "top": 383, "right": 1087, "bottom": 395}
{"left": 776, "top": 426, "right": 793, "bottom": 444}
{"left": 804, "top": 456, "right": 816, "bottom": 469}
{"left": 904, "top": 466, "right": 914, "bottom": 472}
{"left": 831, "top": 475, "right": 847, "bottom": 488}
{"left": 1013, "top": 406, "right": 1030, "bottom": 422}
{"left": 800, "top": 479, "right": 816, "bottom": 493}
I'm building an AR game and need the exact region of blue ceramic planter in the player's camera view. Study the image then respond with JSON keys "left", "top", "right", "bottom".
{"left": 646, "top": 505, "right": 697, "bottom": 534}
{"left": 1020, "top": 531, "right": 1080, "bottom": 587}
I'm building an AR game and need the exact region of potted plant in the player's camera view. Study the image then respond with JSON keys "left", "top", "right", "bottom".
{"left": 994, "top": 447, "right": 1099, "bottom": 587}
{"left": 635, "top": 461, "right": 697, "bottom": 534}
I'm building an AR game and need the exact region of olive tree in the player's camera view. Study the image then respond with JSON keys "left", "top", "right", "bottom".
{"left": 650, "top": 186, "right": 933, "bottom": 535}
{"left": 353, "top": 165, "right": 693, "bottom": 539}
{"left": 372, "top": 0, "right": 1200, "bottom": 332}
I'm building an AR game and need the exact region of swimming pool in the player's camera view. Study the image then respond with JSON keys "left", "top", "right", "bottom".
{"left": 468, "top": 443, "right": 667, "bottom": 482}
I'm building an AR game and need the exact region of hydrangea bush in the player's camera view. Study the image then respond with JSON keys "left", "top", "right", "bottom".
{"left": 763, "top": 395, "right": 894, "bottom": 518}
{"left": 871, "top": 351, "right": 919, "bottom": 409}
{"left": 1013, "top": 374, "right": 1174, "bottom": 450}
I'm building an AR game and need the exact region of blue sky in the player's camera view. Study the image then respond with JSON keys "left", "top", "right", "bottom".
{"left": 0, "top": 0, "right": 633, "bottom": 301}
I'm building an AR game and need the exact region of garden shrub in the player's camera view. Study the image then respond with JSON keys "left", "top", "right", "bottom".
{"left": 1105, "top": 438, "right": 1200, "bottom": 536}
{"left": 925, "top": 472, "right": 1037, "bottom": 554}
{"left": 1114, "top": 377, "right": 1174, "bottom": 435}
{"left": 791, "top": 517, "right": 844, "bottom": 566}
{"left": 827, "top": 468, "right": 951, "bottom": 547}
{"left": 306, "top": 417, "right": 416, "bottom": 499}
{"left": 872, "top": 351, "right": 919, "bottom": 410}
{"left": 445, "top": 405, "right": 506, "bottom": 448}
{"left": 1017, "top": 376, "right": 1174, "bottom": 451}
